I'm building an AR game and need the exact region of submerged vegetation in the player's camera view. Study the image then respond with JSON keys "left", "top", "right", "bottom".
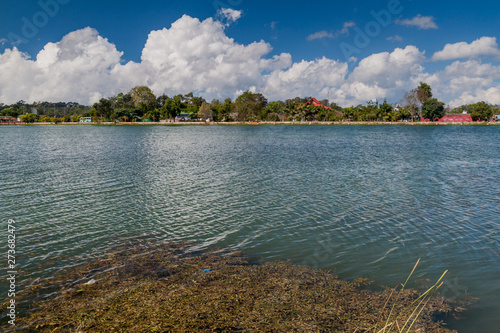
{"left": 1, "top": 83, "right": 498, "bottom": 124}
{"left": 6, "top": 242, "right": 465, "bottom": 332}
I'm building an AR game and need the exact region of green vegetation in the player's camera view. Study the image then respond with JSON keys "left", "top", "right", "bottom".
{"left": 9, "top": 242, "right": 464, "bottom": 332}
{"left": 1, "top": 83, "right": 499, "bottom": 124}
{"left": 375, "top": 259, "right": 449, "bottom": 333}
{"left": 422, "top": 98, "right": 446, "bottom": 121}
{"left": 470, "top": 102, "right": 495, "bottom": 121}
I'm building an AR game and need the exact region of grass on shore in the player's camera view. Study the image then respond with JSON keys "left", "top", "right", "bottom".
{"left": 8, "top": 242, "right": 463, "bottom": 332}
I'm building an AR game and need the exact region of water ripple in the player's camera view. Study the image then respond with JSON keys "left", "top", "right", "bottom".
{"left": 0, "top": 125, "right": 499, "bottom": 332}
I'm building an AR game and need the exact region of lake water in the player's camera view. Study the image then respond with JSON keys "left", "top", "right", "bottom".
{"left": 1, "top": 124, "right": 499, "bottom": 332}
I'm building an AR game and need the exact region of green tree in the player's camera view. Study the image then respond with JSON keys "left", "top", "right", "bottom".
{"left": 129, "top": 86, "right": 157, "bottom": 113}
{"left": 93, "top": 98, "right": 113, "bottom": 120}
{"left": 157, "top": 94, "right": 169, "bottom": 108}
{"left": 470, "top": 101, "right": 493, "bottom": 121}
{"left": 143, "top": 108, "right": 161, "bottom": 122}
{"left": 378, "top": 100, "right": 394, "bottom": 121}
{"left": 199, "top": 102, "right": 212, "bottom": 121}
{"left": 265, "top": 101, "right": 284, "bottom": 121}
{"left": 220, "top": 98, "right": 233, "bottom": 121}
{"left": 113, "top": 93, "right": 134, "bottom": 109}
{"left": 21, "top": 113, "right": 38, "bottom": 123}
{"left": 234, "top": 91, "right": 268, "bottom": 121}
{"left": 417, "top": 82, "right": 432, "bottom": 105}
{"left": 161, "top": 96, "right": 182, "bottom": 120}
{"left": 342, "top": 107, "right": 355, "bottom": 120}
{"left": 1, "top": 106, "right": 22, "bottom": 118}
{"left": 422, "top": 98, "right": 445, "bottom": 121}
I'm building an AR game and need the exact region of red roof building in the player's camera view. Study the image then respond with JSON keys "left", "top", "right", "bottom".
{"left": 438, "top": 114, "right": 472, "bottom": 122}
{"left": 421, "top": 114, "right": 473, "bottom": 122}
{"left": 297, "top": 98, "right": 333, "bottom": 111}
{"left": 0, "top": 117, "right": 19, "bottom": 124}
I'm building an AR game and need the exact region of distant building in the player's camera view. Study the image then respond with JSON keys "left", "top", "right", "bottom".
{"left": 175, "top": 112, "right": 196, "bottom": 121}
{"left": 0, "top": 116, "right": 18, "bottom": 123}
{"left": 438, "top": 114, "right": 472, "bottom": 122}
{"left": 297, "top": 98, "right": 333, "bottom": 111}
{"left": 79, "top": 117, "right": 92, "bottom": 123}
{"left": 421, "top": 113, "right": 473, "bottom": 122}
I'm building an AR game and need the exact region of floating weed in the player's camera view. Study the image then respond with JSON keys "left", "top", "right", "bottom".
{"left": 5, "top": 243, "right": 464, "bottom": 333}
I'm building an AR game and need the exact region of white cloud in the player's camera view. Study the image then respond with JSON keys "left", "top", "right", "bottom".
{"left": 450, "top": 86, "right": 500, "bottom": 107}
{"left": 1, "top": 13, "right": 500, "bottom": 109}
{"left": 334, "top": 46, "right": 427, "bottom": 105}
{"left": 307, "top": 30, "right": 334, "bottom": 41}
{"left": 432, "top": 37, "right": 500, "bottom": 61}
{"left": 427, "top": 60, "right": 500, "bottom": 107}
{"left": 135, "top": 15, "right": 290, "bottom": 98}
{"left": 341, "top": 22, "right": 356, "bottom": 33}
{"left": 217, "top": 8, "right": 242, "bottom": 26}
{"left": 0, "top": 48, "right": 43, "bottom": 102}
{"left": 0, "top": 27, "right": 123, "bottom": 104}
{"left": 0, "top": 38, "right": 7, "bottom": 46}
{"left": 307, "top": 21, "right": 355, "bottom": 41}
{"left": 396, "top": 15, "right": 438, "bottom": 30}
{"left": 387, "top": 35, "right": 403, "bottom": 42}
{"left": 263, "top": 57, "right": 348, "bottom": 101}
{"left": 0, "top": 16, "right": 290, "bottom": 104}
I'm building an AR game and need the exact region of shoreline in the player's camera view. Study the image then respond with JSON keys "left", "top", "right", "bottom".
{"left": 2, "top": 121, "right": 499, "bottom": 126}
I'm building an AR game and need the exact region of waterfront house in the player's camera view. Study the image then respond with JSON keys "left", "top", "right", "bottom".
{"left": 0, "top": 116, "right": 18, "bottom": 124}
{"left": 438, "top": 114, "right": 472, "bottom": 122}
{"left": 297, "top": 98, "right": 334, "bottom": 111}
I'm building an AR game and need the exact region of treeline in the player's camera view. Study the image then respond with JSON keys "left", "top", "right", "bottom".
{"left": 0, "top": 101, "right": 90, "bottom": 122}
{"left": 1, "top": 83, "right": 498, "bottom": 123}
{"left": 401, "top": 82, "right": 498, "bottom": 122}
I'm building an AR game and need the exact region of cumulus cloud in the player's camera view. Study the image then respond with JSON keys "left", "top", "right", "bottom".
{"left": 427, "top": 60, "right": 500, "bottom": 107}
{"left": 307, "top": 22, "right": 355, "bottom": 41}
{"left": 448, "top": 86, "right": 500, "bottom": 107}
{"left": 432, "top": 37, "right": 500, "bottom": 61}
{"left": 333, "top": 46, "right": 427, "bottom": 105}
{"left": 135, "top": 15, "right": 290, "bottom": 98}
{"left": 0, "top": 16, "right": 290, "bottom": 104}
{"left": 263, "top": 57, "right": 348, "bottom": 100}
{"left": 1, "top": 13, "right": 500, "bottom": 108}
{"left": 396, "top": 15, "right": 438, "bottom": 29}
{"left": 0, "top": 27, "right": 123, "bottom": 103}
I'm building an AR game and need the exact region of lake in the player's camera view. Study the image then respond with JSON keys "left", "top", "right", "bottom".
{"left": 1, "top": 124, "right": 499, "bottom": 332}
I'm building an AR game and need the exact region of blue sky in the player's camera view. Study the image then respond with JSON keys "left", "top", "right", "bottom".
{"left": 1, "top": 0, "right": 500, "bottom": 107}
